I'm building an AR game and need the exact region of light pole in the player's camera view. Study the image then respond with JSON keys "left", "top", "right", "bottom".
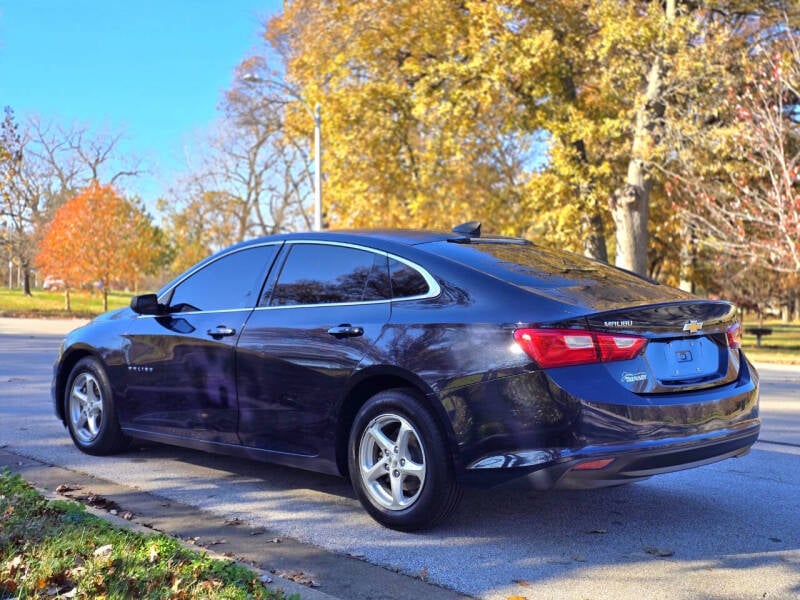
{"left": 312, "top": 102, "right": 322, "bottom": 232}
{"left": 243, "top": 74, "right": 323, "bottom": 231}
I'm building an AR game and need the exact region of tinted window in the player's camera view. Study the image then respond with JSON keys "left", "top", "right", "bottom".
{"left": 389, "top": 258, "right": 429, "bottom": 298}
{"left": 168, "top": 245, "right": 279, "bottom": 312}
{"left": 428, "top": 241, "right": 656, "bottom": 288}
{"left": 421, "top": 240, "right": 674, "bottom": 306}
{"left": 270, "top": 244, "right": 390, "bottom": 306}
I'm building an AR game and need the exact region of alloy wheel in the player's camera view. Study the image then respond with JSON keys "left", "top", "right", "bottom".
{"left": 357, "top": 413, "right": 427, "bottom": 510}
{"left": 68, "top": 372, "right": 104, "bottom": 445}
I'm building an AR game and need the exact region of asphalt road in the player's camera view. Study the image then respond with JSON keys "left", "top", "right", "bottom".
{"left": 1, "top": 319, "right": 799, "bottom": 600}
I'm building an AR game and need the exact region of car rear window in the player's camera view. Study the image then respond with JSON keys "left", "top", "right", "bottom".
{"left": 423, "top": 240, "right": 682, "bottom": 308}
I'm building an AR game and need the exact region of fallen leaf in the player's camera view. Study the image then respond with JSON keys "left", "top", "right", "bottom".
{"left": 7, "top": 555, "right": 25, "bottom": 576}
{"left": 260, "top": 574, "right": 273, "bottom": 584}
{"left": 419, "top": 566, "right": 428, "bottom": 580}
{"left": 84, "top": 494, "right": 120, "bottom": 512}
{"left": 224, "top": 517, "right": 243, "bottom": 526}
{"left": 506, "top": 596, "right": 528, "bottom": 600}
{"left": 573, "top": 555, "right": 586, "bottom": 562}
{"left": 94, "top": 544, "right": 113, "bottom": 558}
{"left": 769, "top": 537, "right": 782, "bottom": 543}
{"left": 69, "top": 566, "right": 87, "bottom": 578}
{"left": 56, "top": 483, "right": 81, "bottom": 493}
{"left": 250, "top": 527, "right": 266, "bottom": 536}
{"left": 586, "top": 529, "right": 607, "bottom": 534}
{"left": 644, "top": 547, "right": 674, "bottom": 557}
{"left": 122, "top": 511, "right": 134, "bottom": 520}
{"left": 266, "top": 538, "right": 281, "bottom": 544}
{"left": 147, "top": 546, "right": 160, "bottom": 563}
{"left": 513, "top": 579, "right": 531, "bottom": 587}
{"left": 282, "top": 571, "right": 320, "bottom": 587}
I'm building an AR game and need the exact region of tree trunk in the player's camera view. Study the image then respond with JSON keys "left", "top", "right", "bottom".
{"left": 22, "top": 264, "right": 32, "bottom": 296}
{"left": 581, "top": 207, "right": 608, "bottom": 263}
{"left": 794, "top": 292, "right": 800, "bottom": 323}
{"left": 610, "top": 0, "right": 674, "bottom": 275}
{"left": 103, "top": 288, "right": 108, "bottom": 313}
{"left": 64, "top": 288, "right": 71, "bottom": 312}
{"left": 678, "top": 220, "right": 696, "bottom": 293}
{"left": 611, "top": 161, "right": 651, "bottom": 274}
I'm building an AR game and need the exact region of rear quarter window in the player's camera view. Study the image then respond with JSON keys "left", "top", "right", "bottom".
{"left": 389, "top": 258, "right": 430, "bottom": 299}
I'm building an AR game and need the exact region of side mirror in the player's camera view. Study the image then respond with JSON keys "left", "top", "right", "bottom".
{"left": 130, "top": 293, "right": 163, "bottom": 315}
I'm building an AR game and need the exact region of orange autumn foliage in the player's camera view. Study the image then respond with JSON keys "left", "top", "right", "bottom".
{"left": 36, "top": 182, "right": 163, "bottom": 310}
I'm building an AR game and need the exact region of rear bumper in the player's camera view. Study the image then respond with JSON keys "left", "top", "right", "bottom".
{"left": 460, "top": 419, "right": 760, "bottom": 489}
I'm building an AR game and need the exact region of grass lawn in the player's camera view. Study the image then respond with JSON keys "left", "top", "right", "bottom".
{"left": 0, "top": 288, "right": 131, "bottom": 318}
{"left": 0, "top": 470, "right": 291, "bottom": 599}
{"left": 740, "top": 319, "right": 800, "bottom": 365}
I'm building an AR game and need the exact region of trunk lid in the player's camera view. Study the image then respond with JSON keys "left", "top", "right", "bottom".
{"left": 585, "top": 301, "right": 740, "bottom": 394}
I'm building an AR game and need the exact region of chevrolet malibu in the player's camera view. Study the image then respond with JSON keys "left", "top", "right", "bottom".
{"left": 53, "top": 223, "right": 760, "bottom": 530}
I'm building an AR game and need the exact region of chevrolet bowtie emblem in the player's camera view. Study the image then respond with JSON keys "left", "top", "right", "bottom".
{"left": 682, "top": 320, "right": 703, "bottom": 334}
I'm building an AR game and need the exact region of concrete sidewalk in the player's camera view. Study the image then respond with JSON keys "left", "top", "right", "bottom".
{"left": 0, "top": 317, "right": 89, "bottom": 336}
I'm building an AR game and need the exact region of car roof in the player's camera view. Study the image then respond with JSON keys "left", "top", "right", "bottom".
{"left": 242, "top": 229, "right": 453, "bottom": 247}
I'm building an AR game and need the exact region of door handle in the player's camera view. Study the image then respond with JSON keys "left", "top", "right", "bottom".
{"left": 207, "top": 325, "right": 236, "bottom": 339}
{"left": 327, "top": 324, "right": 364, "bottom": 338}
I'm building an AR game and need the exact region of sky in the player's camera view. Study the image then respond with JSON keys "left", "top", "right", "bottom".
{"left": 0, "top": 0, "right": 281, "bottom": 205}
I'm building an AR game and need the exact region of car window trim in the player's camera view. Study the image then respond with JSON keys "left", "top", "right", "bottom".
{"left": 258, "top": 240, "right": 440, "bottom": 310}
{"left": 133, "top": 307, "right": 255, "bottom": 319}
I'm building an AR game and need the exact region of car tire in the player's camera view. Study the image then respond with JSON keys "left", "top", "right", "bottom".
{"left": 348, "top": 388, "right": 463, "bottom": 531}
{"left": 65, "top": 357, "right": 128, "bottom": 456}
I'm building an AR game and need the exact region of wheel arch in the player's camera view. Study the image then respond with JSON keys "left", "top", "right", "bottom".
{"left": 334, "top": 366, "right": 460, "bottom": 478}
{"left": 55, "top": 346, "right": 103, "bottom": 423}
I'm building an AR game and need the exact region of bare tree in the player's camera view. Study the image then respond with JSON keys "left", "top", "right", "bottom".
{"left": 679, "top": 26, "right": 800, "bottom": 274}
{"left": 0, "top": 109, "right": 141, "bottom": 294}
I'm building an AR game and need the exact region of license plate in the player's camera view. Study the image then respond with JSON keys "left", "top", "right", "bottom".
{"left": 662, "top": 338, "right": 717, "bottom": 378}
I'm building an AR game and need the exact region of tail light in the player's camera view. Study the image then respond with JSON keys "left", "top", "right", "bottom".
{"left": 513, "top": 328, "right": 647, "bottom": 368}
{"left": 726, "top": 322, "right": 742, "bottom": 349}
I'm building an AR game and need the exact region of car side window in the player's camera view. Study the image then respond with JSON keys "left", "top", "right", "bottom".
{"left": 389, "top": 258, "right": 429, "bottom": 298}
{"left": 168, "top": 245, "right": 279, "bottom": 312}
{"left": 269, "top": 244, "right": 390, "bottom": 306}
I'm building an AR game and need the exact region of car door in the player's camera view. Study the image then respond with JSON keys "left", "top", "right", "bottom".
{"left": 118, "top": 243, "right": 281, "bottom": 443}
{"left": 236, "top": 242, "right": 392, "bottom": 460}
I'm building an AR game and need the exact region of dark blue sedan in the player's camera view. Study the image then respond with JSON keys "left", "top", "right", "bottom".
{"left": 53, "top": 224, "right": 760, "bottom": 530}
